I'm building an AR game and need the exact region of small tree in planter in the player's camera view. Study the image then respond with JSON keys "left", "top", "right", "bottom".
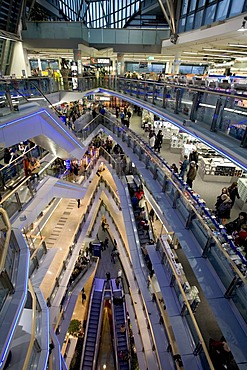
{"left": 68, "top": 319, "right": 81, "bottom": 337}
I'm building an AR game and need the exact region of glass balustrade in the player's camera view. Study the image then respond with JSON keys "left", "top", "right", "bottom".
{"left": 1, "top": 75, "right": 247, "bottom": 147}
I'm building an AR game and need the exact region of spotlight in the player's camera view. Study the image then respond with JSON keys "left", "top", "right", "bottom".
{"left": 170, "top": 33, "right": 179, "bottom": 44}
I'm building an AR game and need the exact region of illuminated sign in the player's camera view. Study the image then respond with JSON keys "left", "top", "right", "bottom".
{"left": 90, "top": 58, "right": 110, "bottom": 65}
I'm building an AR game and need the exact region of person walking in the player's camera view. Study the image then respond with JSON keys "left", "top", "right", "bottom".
{"left": 179, "top": 155, "right": 189, "bottom": 180}
{"left": 186, "top": 161, "right": 197, "bottom": 188}
{"left": 77, "top": 199, "right": 81, "bottom": 208}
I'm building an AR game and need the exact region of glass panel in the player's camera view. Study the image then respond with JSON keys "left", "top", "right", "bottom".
{"left": 215, "top": 0, "right": 230, "bottom": 20}
{"left": 204, "top": 4, "right": 216, "bottom": 25}
{"left": 0, "top": 277, "right": 9, "bottom": 310}
{"left": 181, "top": 0, "right": 189, "bottom": 15}
{"left": 194, "top": 10, "right": 203, "bottom": 29}
{"left": 189, "top": 0, "right": 197, "bottom": 12}
{"left": 229, "top": 0, "right": 245, "bottom": 16}
{"left": 186, "top": 14, "right": 194, "bottom": 31}
{"left": 198, "top": 0, "right": 206, "bottom": 6}
{"left": 179, "top": 17, "right": 186, "bottom": 33}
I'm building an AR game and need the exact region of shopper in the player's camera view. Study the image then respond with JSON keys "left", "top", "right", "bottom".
{"left": 81, "top": 289, "right": 87, "bottom": 303}
{"left": 171, "top": 163, "right": 179, "bottom": 173}
{"left": 179, "top": 155, "right": 189, "bottom": 180}
{"left": 225, "top": 212, "right": 247, "bottom": 234}
{"left": 92, "top": 108, "right": 97, "bottom": 119}
{"left": 77, "top": 199, "right": 81, "bottom": 208}
{"left": 189, "top": 147, "right": 199, "bottom": 167}
{"left": 186, "top": 161, "right": 197, "bottom": 188}
{"left": 149, "top": 208, "right": 155, "bottom": 222}
{"left": 215, "top": 188, "right": 230, "bottom": 210}
{"left": 120, "top": 110, "right": 125, "bottom": 124}
{"left": 233, "top": 224, "right": 247, "bottom": 248}
{"left": 120, "top": 324, "right": 126, "bottom": 335}
{"left": 3, "top": 148, "right": 11, "bottom": 164}
{"left": 227, "top": 182, "right": 240, "bottom": 207}
{"left": 23, "top": 155, "right": 31, "bottom": 177}
{"left": 216, "top": 194, "right": 232, "bottom": 225}
{"left": 149, "top": 132, "right": 156, "bottom": 149}
{"left": 154, "top": 130, "right": 163, "bottom": 153}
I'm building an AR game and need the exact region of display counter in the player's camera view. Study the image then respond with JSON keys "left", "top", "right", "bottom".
{"left": 198, "top": 157, "right": 243, "bottom": 183}
{"left": 160, "top": 235, "right": 200, "bottom": 307}
{"left": 236, "top": 178, "right": 247, "bottom": 211}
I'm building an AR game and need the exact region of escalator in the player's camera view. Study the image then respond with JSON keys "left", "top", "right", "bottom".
{"left": 111, "top": 282, "right": 130, "bottom": 370}
{"left": 0, "top": 80, "right": 85, "bottom": 160}
{"left": 81, "top": 279, "right": 105, "bottom": 370}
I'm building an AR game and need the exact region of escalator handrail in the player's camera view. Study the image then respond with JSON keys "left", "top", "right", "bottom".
{"left": 29, "top": 81, "right": 61, "bottom": 117}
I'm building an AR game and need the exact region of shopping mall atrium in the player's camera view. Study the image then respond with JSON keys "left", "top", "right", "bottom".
{"left": 0, "top": 1, "right": 247, "bottom": 370}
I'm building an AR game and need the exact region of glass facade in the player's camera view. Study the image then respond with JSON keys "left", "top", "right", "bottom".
{"left": 179, "top": 0, "right": 246, "bottom": 32}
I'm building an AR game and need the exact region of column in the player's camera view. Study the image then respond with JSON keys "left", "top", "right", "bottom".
{"left": 171, "top": 53, "right": 181, "bottom": 74}
{"left": 10, "top": 42, "right": 31, "bottom": 77}
{"left": 117, "top": 53, "right": 125, "bottom": 76}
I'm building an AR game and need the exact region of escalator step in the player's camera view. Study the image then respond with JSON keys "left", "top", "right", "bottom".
{"left": 83, "top": 360, "right": 93, "bottom": 368}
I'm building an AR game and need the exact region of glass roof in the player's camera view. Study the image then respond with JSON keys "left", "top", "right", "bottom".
{"left": 59, "top": 0, "right": 142, "bottom": 28}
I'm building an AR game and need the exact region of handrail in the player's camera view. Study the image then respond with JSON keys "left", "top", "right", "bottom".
{"left": 0, "top": 175, "right": 32, "bottom": 205}
{"left": 0, "top": 144, "right": 39, "bottom": 173}
{"left": 29, "top": 81, "right": 61, "bottom": 117}
{"left": 22, "top": 280, "right": 37, "bottom": 370}
{"left": 0, "top": 208, "right": 12, "bottom": 271}
{"left": 156, "top": 237, "right": 215, "bottom": 369}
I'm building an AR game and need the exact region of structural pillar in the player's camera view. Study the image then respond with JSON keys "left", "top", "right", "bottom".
{"left": 171, "top": 53, "right": 181, "bottom": 74}
{"left": 117, "top": 54, "right": 125, "bottom": 76}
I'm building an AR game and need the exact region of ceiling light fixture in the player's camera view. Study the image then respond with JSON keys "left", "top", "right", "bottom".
{"left": 203, "top": 48, "right": 247, "bottom": 55}
{"left": 228, "top": 44, "right": 247, "bottom": 48}
{"left": 183, "top": 51, "right": 232, "bottom": 58}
